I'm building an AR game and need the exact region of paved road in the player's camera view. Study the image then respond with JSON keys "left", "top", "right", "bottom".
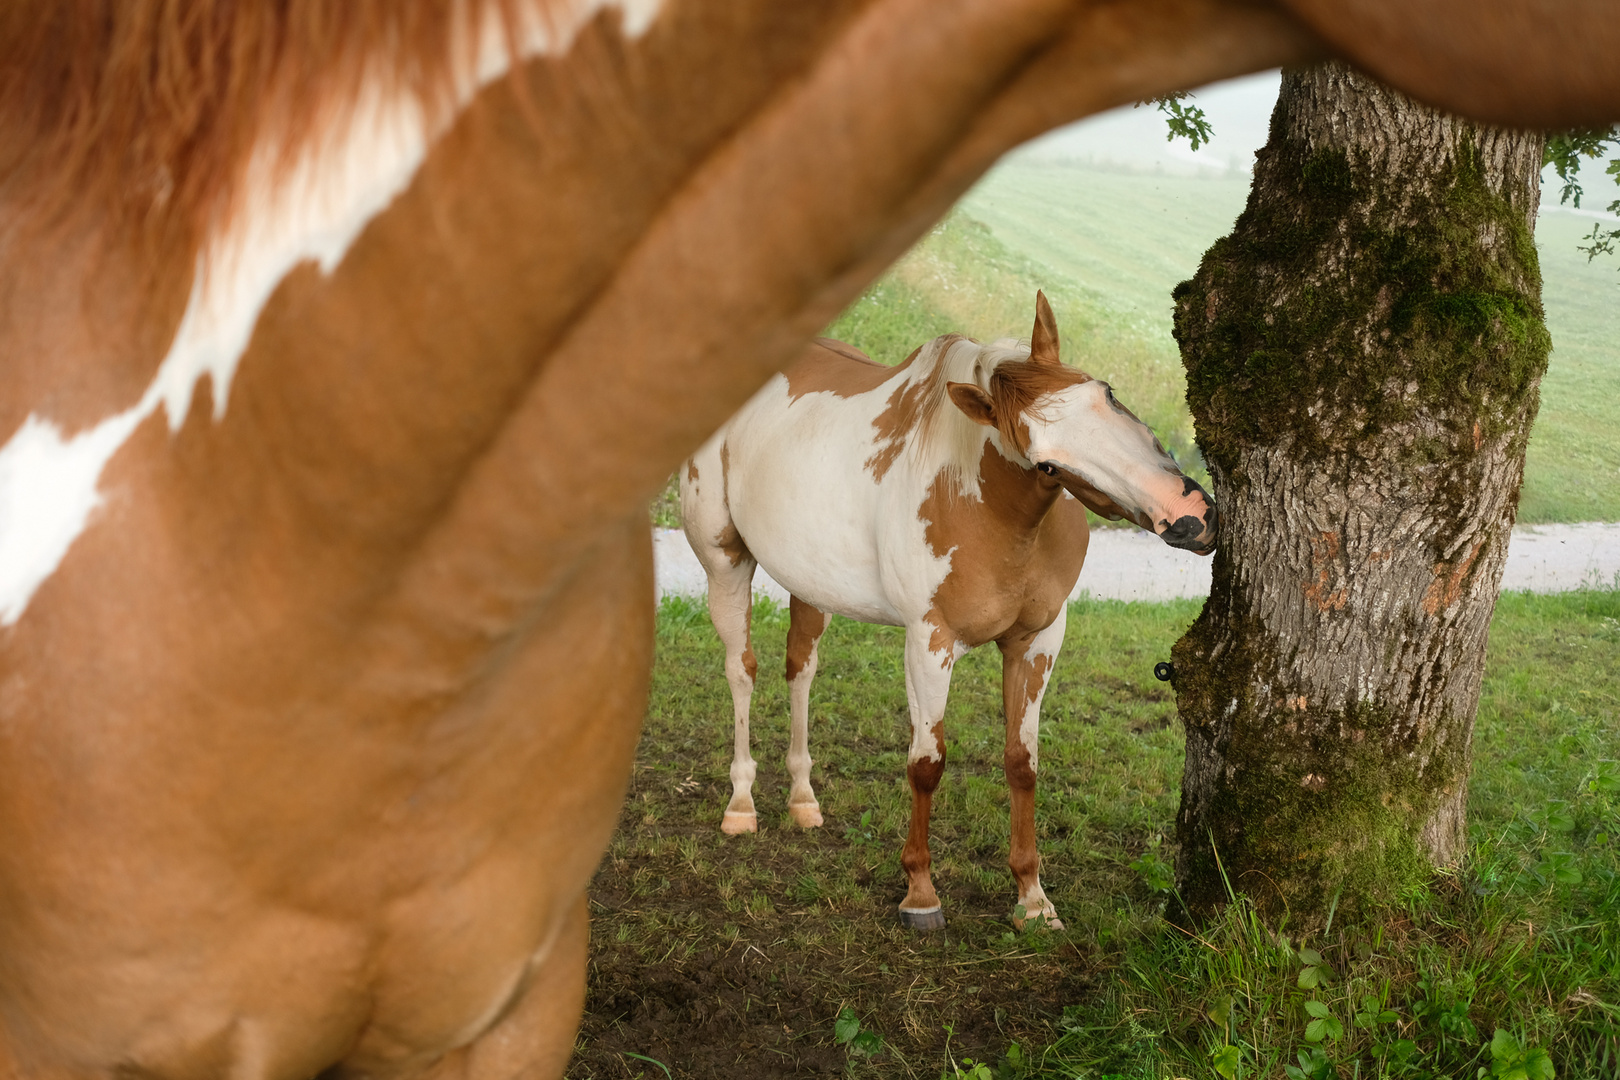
{"left": 655, "top": 522, "right": 1620, "bottom": 604}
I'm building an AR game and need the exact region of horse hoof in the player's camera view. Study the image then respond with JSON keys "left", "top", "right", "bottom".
{"left": 898, "top": 906, "right": 945, "bottom": 931}
{"left": 720, "top": 810, "right": 758, "bottom": 835}
{"left": 1012, "top": 910, "right": 1064, "bottom": 932}
{"left": 788, "top": 803, "right": 823, "bottom": 828}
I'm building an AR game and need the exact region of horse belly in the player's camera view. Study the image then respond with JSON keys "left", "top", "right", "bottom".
{"left": 725, "top": 400, "right": 900, "bottom": 626}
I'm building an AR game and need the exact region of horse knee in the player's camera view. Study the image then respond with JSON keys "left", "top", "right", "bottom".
{"left": 725, "top": 646, "right": 758, "bottom": 688}
{"left": 1003, "top": 747, "right": 1036, "bottom": 793}
{"left": 907, "top": 754, "right": 945, "bottom": 796}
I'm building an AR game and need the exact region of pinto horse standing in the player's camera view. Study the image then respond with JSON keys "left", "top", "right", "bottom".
{"left": 683, "top": 294, "right": 1215, "bottom": 929}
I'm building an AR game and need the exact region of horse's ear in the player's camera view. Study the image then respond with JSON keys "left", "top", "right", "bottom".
{"left": 1030, "top": 290, "right": 1060, "bottom": 365}
{"left": 947, "top": 382, "right": 996, "bottom": 426}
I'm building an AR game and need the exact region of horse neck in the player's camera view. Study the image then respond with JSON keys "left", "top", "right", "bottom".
{"left": 975, "top": 433, "right": 1065, "bottom": 539}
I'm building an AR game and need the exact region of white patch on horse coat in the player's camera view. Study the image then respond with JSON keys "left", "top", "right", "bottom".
{"left": 717, "top": 338, "right": 1026, "bottom": 628}
{"left": 0, "top": 0, "right": 663, "bottom": 627}
{"left": 0, "top": 412, "right": 144, "bottom": 624}
{"left": 1017, "top": 611, "right": 1067, "bottom": 773}
{"left": 720, "top": 373, "right": 941, "bottom": 626}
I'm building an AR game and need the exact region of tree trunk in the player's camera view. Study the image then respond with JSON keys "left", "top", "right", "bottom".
{"left": 1170, "top": 63, "right": 1547, "bottom": 924}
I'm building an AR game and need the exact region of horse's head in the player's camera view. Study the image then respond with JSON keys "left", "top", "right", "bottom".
{"left": 947, "top": 292, "right": 1217, "bottom": 556}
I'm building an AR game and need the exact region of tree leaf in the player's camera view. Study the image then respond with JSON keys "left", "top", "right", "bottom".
{"left": 1299, "top": 947, "right": 1324, "bottom": 966}
{"left": 1524, "top": 1048, "right": 1555, "bottom": 1080}
{"left": 834, "top": 1008, "right": 860, "bottom": 1045}
{"left": 1305, "top": 1018, "right": 1327, "bottom": 1042}
{"left": 1305, "top": 1000, "right": 1331, "bottom": 1019}
{"left": 1298, "top": 966, "right": 1320, "bottom": 989}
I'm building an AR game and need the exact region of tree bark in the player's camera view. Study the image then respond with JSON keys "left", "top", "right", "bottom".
{"left": 1170, "top": 63, "right": 1547, "bottom": 923}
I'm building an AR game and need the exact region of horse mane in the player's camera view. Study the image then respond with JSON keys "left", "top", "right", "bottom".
{"left": 892, "top": 333, "right": 1091, "bottom": 490}
{"left": 0, "top": 0, "right": 549, "bottom": 250}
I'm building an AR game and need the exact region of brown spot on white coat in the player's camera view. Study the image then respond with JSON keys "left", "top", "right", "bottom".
{"left": 782, "top": 338, "right": 912, "bottom": 402}
{"left": 716, "top": 441, "right": 752, "bottom": 568}
{"left": 918, "top": 439, "right": 1088, "bottom": 650}
{"left": 865, "top": 338, "right": 961, "bottom": 482}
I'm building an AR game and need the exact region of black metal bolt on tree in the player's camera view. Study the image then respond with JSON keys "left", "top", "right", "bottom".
{"left": 1170, "top": 62, "right": 1549, "bottom": 924}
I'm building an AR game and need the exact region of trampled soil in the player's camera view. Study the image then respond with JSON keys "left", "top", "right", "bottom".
{"left": 569, "top": 771, "right": 1117, "bottom": 1079}
{"left": 568, "top": 591, "right": 1197, "bottom": 1079}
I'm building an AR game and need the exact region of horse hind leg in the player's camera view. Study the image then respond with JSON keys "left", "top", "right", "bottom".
{"left": 707, "top": 558, "right": 761, "bottom": 835}
{"left": 784, "top": 595, "right": 829, "bottom": 828}
{"left": 682, "top": 449, "right": 761, "bottom": 835}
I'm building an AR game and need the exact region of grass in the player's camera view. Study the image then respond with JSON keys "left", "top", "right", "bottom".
{"left": 1518, "top": 210, "right": 1620, "bottom": 524}
{"left": 571, "top": 591, "right": 1619, "bottom": 1079}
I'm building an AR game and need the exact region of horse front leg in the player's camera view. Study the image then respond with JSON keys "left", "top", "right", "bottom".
{"left": 999, "top": 607, "right": 1067, "bottom": 930}
{"left": 898, "top": 621, "right": 961, "bottom": 931}
{"left": 784, "top": 595, "right": 829, "bottom": 827}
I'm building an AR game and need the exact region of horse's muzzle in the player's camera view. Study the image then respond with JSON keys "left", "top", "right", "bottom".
{"left": 1160, "top": 504, "right": 1218, "bottom": 555}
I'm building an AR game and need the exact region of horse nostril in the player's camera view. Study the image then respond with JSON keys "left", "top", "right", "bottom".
{"left": 1161, "top": 514, "right": 1205, "bottom": 548}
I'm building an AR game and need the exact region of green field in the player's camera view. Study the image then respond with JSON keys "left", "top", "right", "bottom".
{"left": 823, "top": 158, "right": 1620, "bottom": 525}
{"left": 575, "top": 593, "right": 1619, "bottom": 1079}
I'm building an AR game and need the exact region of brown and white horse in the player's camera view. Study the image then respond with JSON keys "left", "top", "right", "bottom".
{"left": 682, "top": 294, "right": 1214, "bottom": 929}
{"left": 1, "top": 0, "right": 1616, "bottom": 1074}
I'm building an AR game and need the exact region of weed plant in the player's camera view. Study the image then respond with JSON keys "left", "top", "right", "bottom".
{"left": 573, "top": 591, "right": 1617, "bottom": 1079}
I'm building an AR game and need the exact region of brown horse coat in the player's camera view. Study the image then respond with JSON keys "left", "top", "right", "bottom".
{"left": 0, "top": 0, "right": 1614, "bottom": 1076}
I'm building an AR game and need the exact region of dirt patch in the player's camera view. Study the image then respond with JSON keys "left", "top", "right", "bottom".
{"left": 570, "top": 599, "right": 1193, "bottom": 1078}
{"left": 571, "top": 783, "right": 1111, "bottom": 1079}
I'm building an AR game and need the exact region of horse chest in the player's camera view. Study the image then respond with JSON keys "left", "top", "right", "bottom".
{"left": 922, "top": 487, "right": 1088, "bottom": 647}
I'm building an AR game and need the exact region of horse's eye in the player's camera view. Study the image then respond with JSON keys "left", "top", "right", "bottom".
{"left": 1037, "top": 462, "right": 1058, "bottom": 477}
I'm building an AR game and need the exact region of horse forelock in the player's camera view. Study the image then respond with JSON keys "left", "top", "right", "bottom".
{"left": 986, "top": 351, "right": 1092, "bottom": 457}
{"left": 0, "top": 0, "right": 656, "bottom": 252}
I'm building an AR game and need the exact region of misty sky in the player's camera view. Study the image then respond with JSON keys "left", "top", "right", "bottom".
{"left": 1018, "top": 71, "right": 1617, "bottom": 220}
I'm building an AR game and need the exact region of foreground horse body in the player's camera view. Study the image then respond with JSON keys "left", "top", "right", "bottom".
{"left": 1, "top": 0, "right": 1616, "bottom": 1074}
{"left": 683, "top": 296, "right": 1214, "bottom": 928}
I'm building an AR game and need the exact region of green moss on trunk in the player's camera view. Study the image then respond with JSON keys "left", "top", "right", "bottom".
{"left": 1176, "top": 139, "right": 1548, "bottom": 489}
